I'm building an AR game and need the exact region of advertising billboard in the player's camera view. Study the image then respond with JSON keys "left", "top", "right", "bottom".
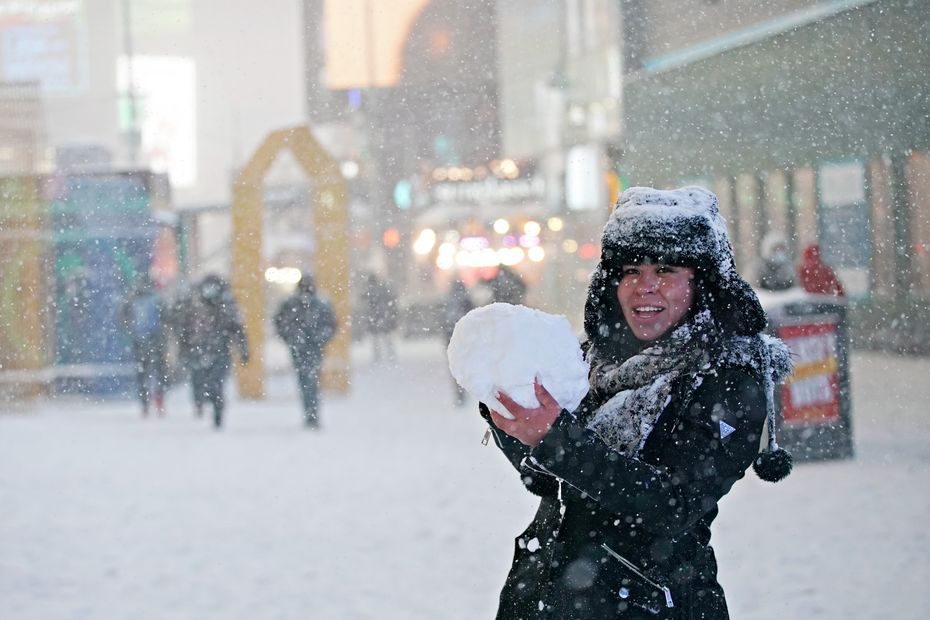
{"left": 47, "top": 172, "right": 161, "bottom": 394}
{"left": 0, "top": 0, "right": 88, "bottom": 95}
{"left": 778, "top": 321, "right": 842, "bottom": 425}
{"left": 323, "top": 0, "right": 431, "bottom": 89}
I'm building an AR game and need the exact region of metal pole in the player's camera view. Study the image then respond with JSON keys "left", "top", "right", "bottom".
{"left": 754, "top": 172, "right": 768, "bottom": 249}
{"left": 362, "top": 0, "right": 387, "bottom": 276}
{"left": 784, "top": 168, "right": 798, "bottom": 261}
{"left": 727, "top": 176, "right": 741, "bottom": 266}
{"left": 122, "top": 0, "right": 139, "bottom": 166}
{"left": 889, "top": 152, "right": 914, "bottom": 303}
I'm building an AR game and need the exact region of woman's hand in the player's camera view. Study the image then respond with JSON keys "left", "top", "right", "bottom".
{"left": 489, "top": 380, "right": 562, "bottom": 447}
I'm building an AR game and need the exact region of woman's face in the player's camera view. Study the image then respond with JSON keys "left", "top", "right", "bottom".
{"left": 617, "top": 263, "right": 696, "bottom": 341}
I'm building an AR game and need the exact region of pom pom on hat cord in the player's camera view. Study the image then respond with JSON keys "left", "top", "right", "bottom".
{"left": 753, "top": 343, "right": 793, "bottom": 482}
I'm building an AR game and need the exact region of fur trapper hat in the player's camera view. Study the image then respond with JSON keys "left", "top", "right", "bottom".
{"left": 585, "top": 185, "right": 766, "bottom": 339}
{"left": 584, "top": 186, "right": 792, "bottom": 482}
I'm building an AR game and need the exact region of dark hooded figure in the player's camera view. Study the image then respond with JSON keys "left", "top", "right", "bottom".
{"left": 489, "top": 264, "right": 527, "bottom": 305}
{"left": 364, "top": 273, "right": 398, "bottom": 362}
{"left": 757, "top": 232, "right": 796, "bottom": 292}
{"left": 168, "top": 284, "right": 195, "bottom": 374}
{"left": 481, "top": 186, "right": 793, "bottom": 620}
{"left": 274, "top": 274, "right": 337, "bottom": 428}
{"left": 119, "top": 276, "right": 169, "bottom": 417}
{"left": 441, "top": 278, "right": 474, "bottom": 406}
{"left": 178, "top": 274, "right": 249, "bottom": 428}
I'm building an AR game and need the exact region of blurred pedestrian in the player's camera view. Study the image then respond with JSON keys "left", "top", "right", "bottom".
{"left": 274, "top": 274, "right": 337, "bottom": 428}
{"left": 364, "top": 273, "right": 398, "bottom": 362}
{"left": 441, "top": 278, "right": 474, "bottom": 406}
{"left": 119, "top": 276, "right": 169, "bottom": 417}
{"left": 167, "top": 284, "right": 194, "bottom": 381}
{"left": 179, "top": 274, "right": 249, "bottom": 428}
{"left": 798, "top": 243, "right": 845, "bottom": 296}
{"left": 489, "top": 265, "right": 527, "bottom": 305}
{"left": 757, "top": 231, "right": 796, "bottom": 291}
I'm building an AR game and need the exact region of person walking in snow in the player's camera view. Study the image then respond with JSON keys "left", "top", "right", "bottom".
{"left": 798, "top": 243, "right": 845, "bottom": 297}
{"left": 179, "top": 274, "right": 249, "bottom": 428}
{"left": 481, "top": 186, "right": 793, "bottom": 619}
{"left": 119, "top": 277, "right": 169, "bottom": 417}
{"left": 440, "top": 278, "right": 474, "bottom": 406}
{"left": 274, "top": 274, "right": 337, "bottom": 428}
{"left": 489, "top": 264, "right": 527, "bottom": 305}
{"left": 363, "top": 273, "right": 398, "bottom": 362}
{"left": 757, "top": 231, "right": 796, "bottom": 292}
{"left": 167, "top": 283, "right": 195, "bottom": 380}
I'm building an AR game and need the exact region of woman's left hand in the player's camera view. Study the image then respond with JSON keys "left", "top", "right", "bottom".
{"left": 489, "top": 380, "right": 562, "bottom": 447}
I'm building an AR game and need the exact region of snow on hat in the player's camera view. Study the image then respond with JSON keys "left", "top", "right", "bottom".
{"left": 584, "top": 185, "right": 792, "bottom": 482}
{"left": 594, "top": 185, "right": 766, "bottom": 336}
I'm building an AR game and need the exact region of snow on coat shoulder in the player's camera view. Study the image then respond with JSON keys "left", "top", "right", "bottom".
{"left": 446, "top": 303, "right": 589, "bottom": 419}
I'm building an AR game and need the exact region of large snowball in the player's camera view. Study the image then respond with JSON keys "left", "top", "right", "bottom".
{"left": 446, "top": 303, "right": 589, "bottom": 419}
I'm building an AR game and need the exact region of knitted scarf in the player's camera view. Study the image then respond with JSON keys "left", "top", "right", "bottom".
{"left": 583, "top": 309, "right": 792, "bottom": 458}
{"left": 583, "top": 310, "right": 717, "bottom": 456}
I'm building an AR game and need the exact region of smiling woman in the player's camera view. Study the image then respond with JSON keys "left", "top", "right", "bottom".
{"left": 480, "top": 186, "right": 794, "bottom": 619}
{"left": 617, "top": 263, "right": 696, "bottom": 342}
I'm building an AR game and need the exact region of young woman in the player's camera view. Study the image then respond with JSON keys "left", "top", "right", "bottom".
{"left": 481, "top": 186, "right": 793, "bottom": 619}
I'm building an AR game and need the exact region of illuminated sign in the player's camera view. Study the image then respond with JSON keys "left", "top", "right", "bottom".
{"left": 432, "top": 176, "right": 545, "bottom": 205}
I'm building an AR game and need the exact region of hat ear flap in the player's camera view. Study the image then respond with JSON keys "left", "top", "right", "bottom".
{"left": 584, "top": 265, "right": 614, "bottom": 341}
{"left": 711, "top": 274, "right": 767, "bottom": 336}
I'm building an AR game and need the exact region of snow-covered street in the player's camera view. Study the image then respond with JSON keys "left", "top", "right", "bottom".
{"left": 2, "top": 341, "right": 929, "bottom": 619}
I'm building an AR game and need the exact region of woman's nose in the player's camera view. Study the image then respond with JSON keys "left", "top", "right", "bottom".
{"left": 635, "top": 273, "right": 659, "bottom": 293}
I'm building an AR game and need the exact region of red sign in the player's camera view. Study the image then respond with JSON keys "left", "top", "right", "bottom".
{"left": 778, "top": 321, "right": 841, "bottom": 425}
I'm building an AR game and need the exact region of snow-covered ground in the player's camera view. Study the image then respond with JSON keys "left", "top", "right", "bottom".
{"left": 1, "top": 340, "right": 928, "bottom": 619}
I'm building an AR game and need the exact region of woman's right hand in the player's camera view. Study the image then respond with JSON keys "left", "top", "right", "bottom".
{"left": 489, "top": 380, "right": 562, "bottom": 447}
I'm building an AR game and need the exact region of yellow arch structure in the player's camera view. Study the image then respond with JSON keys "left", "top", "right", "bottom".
{"left": 231, "top": 125, "right": 350, "bottom": 399}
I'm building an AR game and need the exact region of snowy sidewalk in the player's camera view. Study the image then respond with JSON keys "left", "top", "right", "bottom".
{"left": 1, "top": 341, "right": 929, "bottom": 619}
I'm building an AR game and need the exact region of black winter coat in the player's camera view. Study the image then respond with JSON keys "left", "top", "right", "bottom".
{"left": 485, "top": 365, "right": 767, "bottom": 620}
{"left": 274, "top": 293, "right": 337, "bottom": 366}
{"left": 119, "top": 290, "right": 168, "bottom": 353}
{"left": 178, "top": 295, "right": 249, "bottom": 375}
{"left": 364, "top": 279, "right": 398, "bottom": 334}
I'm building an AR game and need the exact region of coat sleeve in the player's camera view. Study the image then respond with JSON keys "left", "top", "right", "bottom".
{"left": 273, "top": 303, "right": 289, "bottom": 341}
{"left": 320, "top": 300, "right": 338, "bottom": 344}
{"left": 526, "top": 369, "right": 767, "bottom": 537}
{"left": 229, "top": 306, "right": 250, "bottom": 361}
{"left": 478, "top": 403, "right": 560, "bottom": 498}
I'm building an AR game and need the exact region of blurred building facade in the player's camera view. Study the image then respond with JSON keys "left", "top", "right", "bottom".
{"left": 619, "top": 0, "right": 930, "bottom": 350}
{"left": 0, "top": 82, "right": 45, "bottom": 175}
{"left": 335, "top": 0, "right": 930, "bottom": 349}
{"left": 302, "top": 0, "right": 504, "bottom": 315}
{"left": 0, "top": 1, "right": 309, "bottom": 397}
{"left": 0, "top": 0, "right": 305, "bottom": 208}
{"left": 302, "top": 0, "right": 625, "bottom": 325}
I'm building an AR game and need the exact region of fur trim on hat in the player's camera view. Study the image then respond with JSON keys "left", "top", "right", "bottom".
{"left": 585, "top": 186, "right": 766, "bottom": 341}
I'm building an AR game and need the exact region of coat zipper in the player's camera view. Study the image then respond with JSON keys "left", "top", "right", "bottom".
{"left": 520, "top": 454, "right": 673, "bottom": 609}
{"left": 600, "top": 543, "right": 675, "bottom": 609}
